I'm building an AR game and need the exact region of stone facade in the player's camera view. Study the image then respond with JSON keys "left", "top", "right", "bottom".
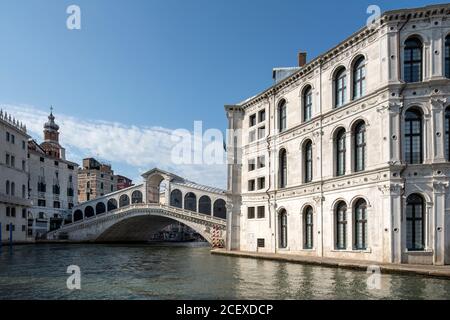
{"left": 28, "top": 111, "right": 78, "bottom": 238}
{"left": 0, "top": 110, "right": 31, "bottom": 243}
{"left": 225, "top": 4, "right": 450, "bottom": 265}
{"left": 77, "top": 158, "right": 133, "bottom": 203}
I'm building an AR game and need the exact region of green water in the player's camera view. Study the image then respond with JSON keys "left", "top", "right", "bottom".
{"left": 0, "top": 243, "right": 449, "bottom": 300}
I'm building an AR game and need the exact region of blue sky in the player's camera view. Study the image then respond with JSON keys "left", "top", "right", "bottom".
{"left": 0, "top": 0, "right": 442, "bottom": 187}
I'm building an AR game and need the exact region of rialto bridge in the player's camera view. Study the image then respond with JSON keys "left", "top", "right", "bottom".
{"left": 46, "top": 168, "right": 228, "bottom": 245}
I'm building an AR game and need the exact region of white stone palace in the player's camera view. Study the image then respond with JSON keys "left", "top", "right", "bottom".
{"left": 225, "top": 4, "right": 450, "bottom": 265}
{"left": 0, "top": 109, "right": 31, "bottom": 243}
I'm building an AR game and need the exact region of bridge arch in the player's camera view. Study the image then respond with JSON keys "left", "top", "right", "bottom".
{"left": 96, "top": 202, "right": 106, "bottom": 215}
{"left": 73, "top": 210, "right": 83, "bottom": 222}
{"left": 184, "top": 192, "right": 197, "bottom": 212}
{"left": 170, "top": 189, "right": 182, "bottom": 208}
{"left": 199, "top": 196, "right": 212, "bottom": 215}
{"left": 119, "top": 194, "right": 130, "bottom": 208}
{"left": 93, "top": 209, "right": 223, "bottom": 244}
{"left": 85, "top": 206, "right": 95, "bottom": 218}
{"left": 213, "top": 199, "right": 226, "bottom": 219}
{"left": 132, "top": 190, "right": 143, "bottom": 204}
{"left": 107, "top": 198, "right": 118, "bottom": 211}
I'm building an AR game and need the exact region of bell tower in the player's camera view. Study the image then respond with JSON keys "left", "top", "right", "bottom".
{"left": 41, "top": 107, "right": 62, "bottom": 159}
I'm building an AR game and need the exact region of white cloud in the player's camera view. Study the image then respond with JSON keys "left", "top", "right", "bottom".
{"left": 4, "top": 104, "right": 227, "bottom": 189}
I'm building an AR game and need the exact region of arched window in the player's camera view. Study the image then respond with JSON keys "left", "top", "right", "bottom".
{"left": 335, "top": 67, "right": 347, "bottom": 108}
{"left": 170, "top": 189, "right": 182, "bottom": 208}
{"left": 84, "top": 206, "right": 94, "bottom": 218}
{"left": 335, "top": 202, "right": 347, "bottom": 250}
{"left": 278, "top": 209, "right": 288, "bottom": 249}
{"left": 303, "top": 86, "right": 312, "bottom": 122}
{"left": 353, "top": 56, "right": 366, "bottom": 100}
{"left": 354, "top": 199, "right": 368, "bottom": 250}
{"left": 304, "top": 206, "right": 314, "bottom": 249}
{"left": 278, "top": 100, "right": 287, "bottom": 132}
{"left": 406, "top": 194, "right": 425, "bottom": 251}
{"left": 199, "top": 196, "right": 211, "bottom": 215}
{"left": 107, "top": 199, "right": 118, "bottom": 211}
{"left": 404, "top": 37, "right": 423, "bottom": 83}
{"left": 279, "top": 149, "right": 287, "bottom": 188}
{"left": 73, "top": 210, "right": 83, "bottom": 222}
{"left": 446, "top": 107, "right": 450, "bottom": 161}
{"left": 354, "top": 121, "right": 366, "bottom": 172}
{"left": 119, "top": 194, "right": 130, "bottom": 208}
{"left": 184, "top": 192, "right": 197, "bottom": 212}
{"left": 446, "top": 35, "right": 450, "bottom": 78}
{"left": 304, "top": 140, "right": 313, "bottom": 183}
{"left": 213, "top": 199, "right": 227, "bottom": 219}
{"left": 96, "top": 202, "right": 106, "bottom": 215}
{"left": 404, "top": 109, "right": 423, "bottom": 164}
{"left": 131, "top": 191, "right": 143, "bottom": 204}
{"left": 336, "top": 129, "right": 346, "bottom": 176}
{"left": 6, "top": 180, "right": 10, "bottom": 195}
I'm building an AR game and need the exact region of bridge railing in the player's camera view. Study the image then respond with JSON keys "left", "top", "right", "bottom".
{"left": 58, "top": 202, "right": 226, "bottom": 231}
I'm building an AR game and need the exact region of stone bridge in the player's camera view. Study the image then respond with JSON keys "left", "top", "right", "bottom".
{"left": 47, "top": 168, "right": 228, "bottom": 245}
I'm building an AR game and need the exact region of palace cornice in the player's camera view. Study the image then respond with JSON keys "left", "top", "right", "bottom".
{"left": 242, "top": 167, "right": 392, "bottom": 202}
{"left": 233, "top": 4, "right": 450, "bottom": 112}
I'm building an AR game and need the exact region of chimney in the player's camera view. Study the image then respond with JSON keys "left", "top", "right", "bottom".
{"left": 298, "top": 52, "right": 307, "bottom": 67}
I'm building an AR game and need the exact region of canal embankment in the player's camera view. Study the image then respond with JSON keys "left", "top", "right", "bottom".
{"left": 211, "top": 249, "right": 450, "bottom": 279}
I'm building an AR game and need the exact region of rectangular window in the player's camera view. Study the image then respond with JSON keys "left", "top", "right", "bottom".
{"left": 257, "top": 177, "right": 265, "bottom": 190}
{"left": 257, "top": 126, "right": 266, "bottom": 140}
{"left": 258, "top": 109, "right": 266, "bottom": 123}
{"left": 11, "top": 156, "right": 15, "bottom": 168}
{"left": 247, "top": 207, "right": 255, "bottom": 219}
{"left": 249, "top": 130, "right": 256, "bottom": 143}
{"left": 5, "top": 153, "right": 10, "bottom": 166}
{"left": 11, "top": 135, "right": 15, "bottom": 144}
{"left": 40, "top": 157, "right": 45, "bottom": 162}
{"left": 257, "top": 156, "right": 265, "bottom": 169}
{"left": 257, "top": 206, "right": 265, "bottom": 219}
{"left": 22, "top": 225, "right": 26, "bottom": 232}
{"left": 6, "top": 207, "right": 10, "bottom": 217}
{"left": 249, "top": 114, "right": 257, "bottom": 127}
{"left": 11, "top": 208, "right": 16, "bottom": 217}
{"left": 6, "top": 132, "right": 10, "bottom": 142}
{"left": 54, "top": 161, "right": 59, "bottom": 166}
{"left": 38, "top": 199, "right": 46, "bottom": 207}
{"left": 248, "top": 159, "right": 256, "bottom": 172}
{"left": 257, "top": 238, "right": 265, "bottom": 248}
{"left": 22, "top": 160, "right": 26, "bottom": 171}
{"left": 22, "top": 141, "right": 26, "bottom": 150}
{"left": 248, "top": 180, "right": 256, "bottom": 191}
{"left": 53, "top": 201, "right": 60, "bottom": 209}
{"left": 22, "top": 209, "right": 26, "bottom": 219}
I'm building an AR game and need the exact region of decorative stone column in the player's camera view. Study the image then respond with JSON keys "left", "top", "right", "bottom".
{"left": 378, "top": 183, "right": 403, "bottom": 264}
{"left": 313, "top": 196, "right": 324, "bottom": 257}
{"left": 433, "top": 181, "right": 449, "bottom": 265}
{"left": 431, "top": 97, "right": 447, "bottom": 163}
{"left": 388, "top": 102, "right": 403, "bottom": 164}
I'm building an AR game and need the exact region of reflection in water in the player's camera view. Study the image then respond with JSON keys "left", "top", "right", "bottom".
{"left": 0, "top": 244, "right": 450, "bottom": 300}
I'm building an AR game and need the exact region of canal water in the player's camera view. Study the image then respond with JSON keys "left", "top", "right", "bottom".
{"left": 0, "top": 243, "right": 450, "bottom": 300}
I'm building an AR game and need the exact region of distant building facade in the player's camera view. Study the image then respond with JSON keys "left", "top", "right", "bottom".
{"left": 0, "top": 110, "right": 31, "bottom": 243}
{"left": 116, "top": 175, "right": 133, "bottom": 191}
{"left": 77, "top": 158, "right": 132, "bottom": 202}
{"left": 226, "top": 4, "right": 450, "bottom": 265}
{"left": 28, "top": 111, "right": 78, "bottom": 238}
